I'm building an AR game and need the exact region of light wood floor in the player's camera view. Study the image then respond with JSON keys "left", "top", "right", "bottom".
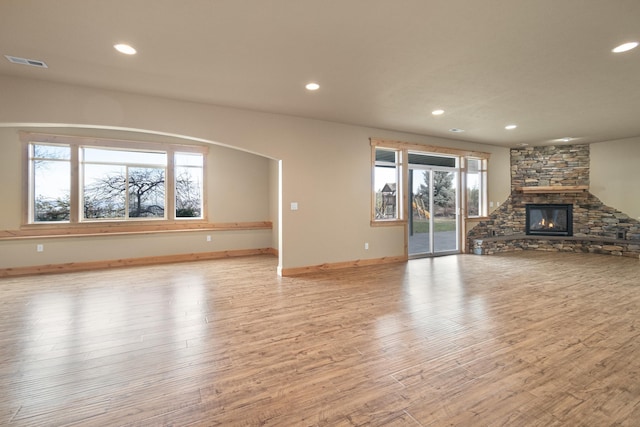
{"left": 1, "top": 252, "right": 639, "bottom": 426}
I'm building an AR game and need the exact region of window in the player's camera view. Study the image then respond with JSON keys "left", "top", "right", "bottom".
{"left": 174, "top": 153, "right": 204, "bottom": 218}
{"left": 82, "top": 147, "right": 167, "bottom": 220}
{"left": 31, "top": 144, "right": 71, "bottom": 222}
{"left": 371, "top": 138, "right": 490, "bottom": 223}
{"left": 373, "top": 147, "right": 402, "bottom": 221}
{"left": 25, "top": 133, "right": 207, "bottom": 225}
{"left": 465, "top": 157, "right": 487, "bottom": 217}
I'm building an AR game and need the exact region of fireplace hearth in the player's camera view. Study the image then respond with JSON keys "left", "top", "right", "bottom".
{"left": 526, "top": 204, "right": 573, "bottom": 236}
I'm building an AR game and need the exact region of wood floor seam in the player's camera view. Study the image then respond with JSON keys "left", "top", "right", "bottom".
{"left": 1, "top": 252, "right": 639, "bottom": 425}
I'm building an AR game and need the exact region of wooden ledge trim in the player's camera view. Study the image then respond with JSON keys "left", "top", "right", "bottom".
{"left": 370, "top": 137, "right": 491, "bottom": 159}
{"left": 514, "top": 185, "right": 588, "bottom": 194}
{"left": 0, "top": 221, "right": 272, "bottom": 240}
{"left": 281, "top": 255, "right": 407, "bottom": 276}
{"left": 466, "top": 216, "right": 490, "bottom": 221}
{"left": 0, "top": 248, "right": 277, "bottom": 278}
{"left": 370, "top": 219, "right": 406, "bottom": 227}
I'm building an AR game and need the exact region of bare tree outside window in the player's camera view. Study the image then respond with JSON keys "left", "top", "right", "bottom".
{"left": 35, "top": 194, "right": 71, "bottom": 221}
{"left": 128, "top": 168, "right": 165, "bottom": 218}
{"left": 83, "top": 167, "right": 165, "bottom": 219}
{"left": 32, "top": 144, "right": 71, "bottom": 222}
{"left": 28, "top": 140, "right": 206, "bottom": 224}
{"left": 83, "top": 164, "right": 126, "bottom": 219}
{"left": 81, "top": 147, "right": 166, "bottom": 220}
{"left": 175, "top": 153, "right": 203, "bottom": 218}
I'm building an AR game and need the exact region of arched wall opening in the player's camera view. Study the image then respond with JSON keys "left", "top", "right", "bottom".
{"left": 0, "top": 123, "right": 282, "bottom": 275}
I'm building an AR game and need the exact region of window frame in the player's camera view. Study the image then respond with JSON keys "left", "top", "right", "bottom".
{"left": 22, "top": 132, "right": 208, "bottom": 228}
{"left": 370, "top": 138, "right": 490, "bottom": 225}
{"left": 81, "top": 146, "right": 168, "bottom": 221}
{"left": 372, "top": 146, "right": 404, "bottom": 224}
{"left": 28, "top": 143, "right": 73, "bottom": 223}
{"left": 173, "top": 151, "right": 205, "bottom": 220}
{"left": 463, "top": 156, "right": 488, "bottom": 219}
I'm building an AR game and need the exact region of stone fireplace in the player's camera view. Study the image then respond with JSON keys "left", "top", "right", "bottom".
{"left": 468, "top": 144, "right": 640, "bottom": 258}
{"left": 525, "top": 204, "right": 573, "bottom": 236}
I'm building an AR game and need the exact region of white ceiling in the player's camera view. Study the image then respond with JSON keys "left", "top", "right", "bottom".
{"left": 1, "top": 0, "right": 639, "bottom": 147}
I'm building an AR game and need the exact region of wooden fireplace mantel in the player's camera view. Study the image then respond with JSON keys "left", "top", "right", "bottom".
{"left": 514, "top": 185, "right": 588, "bottom": 194}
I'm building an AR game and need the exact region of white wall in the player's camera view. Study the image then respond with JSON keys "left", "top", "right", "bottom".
{"left": 0, "top": 125, "right": 273, "bottom": 269}
{"left": 591, "top": 137, "right": 640, "bottom": 220}
{"left": 0, "top": 74, "right": 511, "bottom": 272}
{"left": 487, "top": 149, "right": 511, "bottom": 211}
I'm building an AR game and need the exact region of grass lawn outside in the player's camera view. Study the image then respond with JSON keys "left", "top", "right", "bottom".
{"left": 411, "top": 217, "right": 456, "bottom": 233}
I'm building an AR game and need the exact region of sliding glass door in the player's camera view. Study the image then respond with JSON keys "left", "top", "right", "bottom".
{"left": 408, "top": 153, "right": 459, "bottom": 257}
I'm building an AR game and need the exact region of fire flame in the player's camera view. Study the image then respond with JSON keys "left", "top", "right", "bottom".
{"left": 539, "top": 219, "right": 554, "bottom": 228}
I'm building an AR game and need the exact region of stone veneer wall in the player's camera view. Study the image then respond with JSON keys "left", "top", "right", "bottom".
{"left": 467, "top": 144, "right": 640, "bottom": 258}
{"left": 510, "top": 145, "right": 589, "bottom": 189}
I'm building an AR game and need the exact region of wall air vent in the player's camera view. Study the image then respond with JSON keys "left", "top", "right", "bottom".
{"left": 4, "top": 55, "right": 48, "bottom": 68}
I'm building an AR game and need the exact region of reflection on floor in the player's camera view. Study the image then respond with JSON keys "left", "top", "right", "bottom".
{"left": 1, "top": 252, "right": 639, "bottom": 425}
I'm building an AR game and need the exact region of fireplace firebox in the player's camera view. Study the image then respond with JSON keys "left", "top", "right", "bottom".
{"left": 525, "top": 204, "right": 573, "bottom": 236}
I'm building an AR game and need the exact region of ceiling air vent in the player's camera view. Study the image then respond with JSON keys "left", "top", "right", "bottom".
{"left": 4, "top": 55, "right": 48, "bottom": 68}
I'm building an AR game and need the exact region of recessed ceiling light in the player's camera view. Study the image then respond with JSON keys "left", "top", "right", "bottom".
{"left": 519, "top": 143, "right": 529, "bottom": 147}
{"left": 114, "top": 44, "right": 137, "bottom": 55}
{"left": 612, "top": 42, "right": 638, "bottom": 53}
{"left": 305, "top": 82, "right": 320, "bottom": 91}
{"left": 505, "top": 124, "right": 517, "bottom": 130}
{"left": 561, "top": 137, "right": 572, "bottom": 142}
{"left": 449, "top": 128, "right": 465, "bottom": 133}
{"left": 432, "top": 109, "right": 445, "bottom": 116}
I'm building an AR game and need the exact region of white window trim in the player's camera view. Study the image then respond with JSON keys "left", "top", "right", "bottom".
{"left": 372, "top": 145, "right": 404, "bottom": 225}
{"left": 463, "top": 156, "right": 488, "bottom": 218}
{"left": 21, "top": 131, "right": 208, "bottom": 227}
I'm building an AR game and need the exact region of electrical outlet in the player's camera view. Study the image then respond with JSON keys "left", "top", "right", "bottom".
{"left": 206, "top": 235, "right": 212, "bottom": 242}
{"left": 364, "top": 242, "right": 369, "bottom": 250}
{"left": 36, "top": 244, "right": 44, "bottom": 252}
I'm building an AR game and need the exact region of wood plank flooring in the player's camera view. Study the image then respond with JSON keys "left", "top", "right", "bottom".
{"left": 1, "top": 251, "right": 639, "bottom": 426}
